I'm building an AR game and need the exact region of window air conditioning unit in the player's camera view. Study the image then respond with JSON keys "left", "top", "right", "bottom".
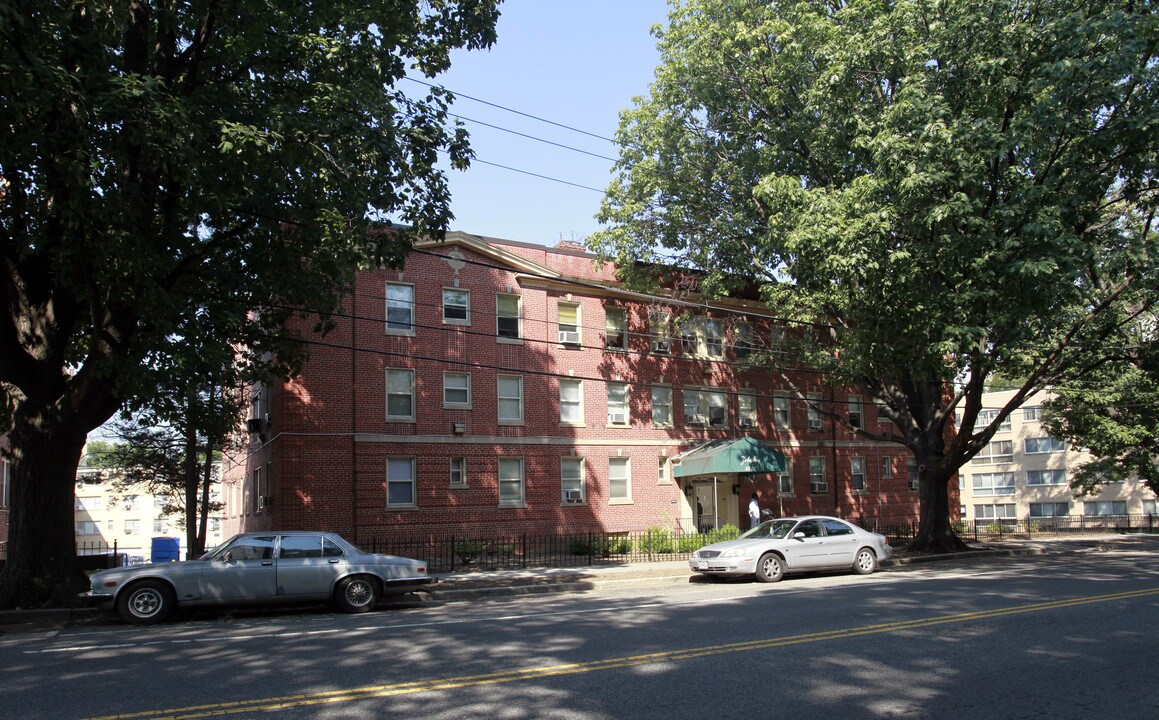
{"left": 685, "top": 413, "right": 703, "bottom": 425}
{"left": 259, "top": 495, "right": 274, "bottom": 509}
{"left": 809, "top": 418, "right": 823, "bottom": 430}
{"left": 564, "top": 490, "right": 583, "bottom": 503}
{"left": 246, "top": 417, "right": 264, "bottom": 434}
{"left": 609, "top": 413, "right": 627, "bottom": 425}
{"left": 652, "top": 340, "right": 671, "bottom": 354}
{"left": 559, "top": 330, "right": 581, "bottom": 345}
{"left": 740, "top": 417, "right": 756, "bottom": 428}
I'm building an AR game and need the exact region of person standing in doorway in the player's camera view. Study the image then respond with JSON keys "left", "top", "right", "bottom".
{"left": 748, "top": 492, "right": 761, "bottom": 530}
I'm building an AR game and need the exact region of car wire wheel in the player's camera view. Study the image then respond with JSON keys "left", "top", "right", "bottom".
{"left": 336, "top": 576, "right": 379, "bottom": 613}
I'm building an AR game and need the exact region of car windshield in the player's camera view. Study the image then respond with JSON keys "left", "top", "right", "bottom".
{"left": 741, "top": 519, "right": 798, "bottom": 540}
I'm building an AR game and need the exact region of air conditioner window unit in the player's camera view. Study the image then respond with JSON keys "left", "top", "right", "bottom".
{"left": 809, "top": 418, "right": 823, "bottom": 429}
{"left": 609, "top": 413, "right": 627, "bottom": 424}
{"left": 559, "top": 330, "right": 580, "bottom": 345}
{"left": 564, "top": 490, "right": 583, "bottom": 502}
{"left": 740, "top": 417, "right": 756, "bottom": 428}
{"left": 652, "top": 340, "right": 670, "bottom": 353}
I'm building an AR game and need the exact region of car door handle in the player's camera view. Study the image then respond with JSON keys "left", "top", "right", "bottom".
{"left": 328, "top": 559, "right": 340, "bottom": 564}
{"left": 262, "top": 561, "right": 273, "bottom": 566}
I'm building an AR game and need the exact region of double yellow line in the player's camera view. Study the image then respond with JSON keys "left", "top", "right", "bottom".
{"left": 87, "top": 587, "right": 1159, "bottom": 720}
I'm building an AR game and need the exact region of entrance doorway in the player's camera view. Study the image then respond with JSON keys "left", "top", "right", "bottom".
{"left": 690, "top": 476, "right": 737, "bottom": 532}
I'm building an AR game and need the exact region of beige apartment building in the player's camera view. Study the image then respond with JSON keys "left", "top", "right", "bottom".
{"left": 74, "top": 464, "right": 225, "bottom": 562}
{"left": 959, "top": 389, "right": 1158, "bottom": 525}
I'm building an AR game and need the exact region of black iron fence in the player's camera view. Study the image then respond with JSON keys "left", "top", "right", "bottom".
{"left": 954, "top": 513, "right": 1158, "bottom": 542}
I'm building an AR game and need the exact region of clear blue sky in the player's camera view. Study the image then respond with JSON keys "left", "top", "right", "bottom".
{"left": 409, "top": 1, "right": 672, "bottom": 247}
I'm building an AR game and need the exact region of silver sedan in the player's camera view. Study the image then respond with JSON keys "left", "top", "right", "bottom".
{"left": 81, "top": 531, "right": 432, "bottom": 624}
{"left": 689, "top": 515, "right": 893, "bottom": 582}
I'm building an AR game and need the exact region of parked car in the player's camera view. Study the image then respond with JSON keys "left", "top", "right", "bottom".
{"left": 689, "top": 515, "right": 892, "bottom": 582}
{"left": 81, "top": 531, "right": 433, "bottom": 624}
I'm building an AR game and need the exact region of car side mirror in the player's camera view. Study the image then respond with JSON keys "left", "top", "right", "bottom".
{"left": 793, "top": 532, "right": 806, "bottom": 541}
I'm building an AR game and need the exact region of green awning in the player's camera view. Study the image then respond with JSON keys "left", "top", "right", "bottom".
{"left": 671, "top": 437, "right": 786, "bottom": 478}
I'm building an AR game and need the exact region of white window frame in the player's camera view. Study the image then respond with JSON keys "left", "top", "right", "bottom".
{"left": 972, "top": 440, "right": 1013, "bottom": 465}
{"left": 881, "top": 456, "right": 894, "bottom": 478}
{"left": 498, "top": 457, "right": 525, "bottom": 507}
{"left": 385, "top": 282, "right": 415, "bottom": 335}
{"left": 443, "top": 371, "right": 471, "bottom": 409}
{"left": 975, "top": 503, "right": 1016, "bottom": 520}
{"left": 848, "top": 395, "right": 863, "bottom": 429}
{"left": 386, "top": 368, "right": 416, "bottom": 421}
{"left": 1025, "top": 437, "right": 1067, "bottom": 454}
{"left": 974, "top": 408, "right": 1012, "bottom": 433}
{"left": 777, "top": 458, "right": 794, "bottom": 496}
{"left": 1027, "top": 469, "right": 1066, "bottom": 486}
{"left": 561, "top": 457, "right": 585, "bottom": 504}
{"left": 442, "top": 287, "right": 470, "bottom": 325}
{"left": 809, "top": 457, "right": 828, "bottom": 494}
{"left": 807, "top": 393, "right": 823, "bottom": 430}
{"left": 497, "top": 375, "right": 524, "bottom": 425}
{"left": 773, "top": 394, "right": 791, "bottom": 429}
{"left": 450, "top": 457, "right": 467, "bottom": 488}
{"left": 496, "top": 293, "right": 522, "bottom": 341}
{"left": 972, "top": 472, "right": 1016, "bottom": 496}
{"left": 1023, "top": 405, "right": 1043, "bottom": 421}
{"left": 678, "top": 317, "right": 700, "bottom": 356}
{"left": 733, "top": 321, "right": 754, "bottom": 360}
{"left": 907, "top": 458, "right": 919, "bottom": 491}
{"left": 851, "top": 457, "right": 867, "bottom": 493}
{"left": 609, "top": 457, "right": 631, "bottom": 503}
{"left": 704, "top": 318, "right": 724, "bottom": 358}
{"left": 387, "top": 457, "right": 417, "bottom": 507}
{"left": 649, "top": 311, "right": 671, "bottom": 354}
{"left": 738, "top": 391, "right": 757, "bottom": 429}
{"left": 605, "top": 306, "right": 627, "bottom": 350}
{"left": 558, "top": 301, "right": 581, "bottom": 346}
{"left": 560, "top": 378, "right": 584, "bottom": 425}
{"left": 607, "top": 382, "right": 629, "bottom": 426}
{"left": 1084, "top": 500, "right": 1127, "bottom": 516}
{"left": 1029, "top": 502, "right": 1069, "bottom": 518}
{"left": 651, "top": 385, "right": 673, "bottom": 427}
{"left": 657, "top": 456, "right": 671, "bottom": 486}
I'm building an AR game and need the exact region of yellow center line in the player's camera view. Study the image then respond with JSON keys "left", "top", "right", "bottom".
{"left": 84, "top": 587, "right": 1159, "bottom": 720}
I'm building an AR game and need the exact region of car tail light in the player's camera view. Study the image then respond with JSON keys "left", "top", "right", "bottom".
{"left": 417, "top": 567, "right": 426, "bottom": 574}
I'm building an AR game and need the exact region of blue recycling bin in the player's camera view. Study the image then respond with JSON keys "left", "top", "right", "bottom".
{"left": 151, "top": 536, "right": 181, "bottom": 563}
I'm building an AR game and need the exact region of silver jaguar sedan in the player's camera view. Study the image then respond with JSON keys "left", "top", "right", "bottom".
{"left": 689, "top": 515, "right": 892, "bottom": 582}
{"left": 81, "top": 531, "right": 432, "bottom": 624}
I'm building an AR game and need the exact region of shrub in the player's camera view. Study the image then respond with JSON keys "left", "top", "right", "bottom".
{"left": 640, "top": 526, "right": 675, "bottom": 554}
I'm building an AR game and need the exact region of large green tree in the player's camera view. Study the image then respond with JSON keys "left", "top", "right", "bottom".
{"left": 591, "top": 0, "right": 1157, "bottom": 550}
{"left": 0, "top": 0, "right": 500, "bottom": 607}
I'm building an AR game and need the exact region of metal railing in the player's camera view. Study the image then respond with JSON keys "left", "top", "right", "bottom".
{"left": 955, "top": 513, "right": 1158, "bottom": 542}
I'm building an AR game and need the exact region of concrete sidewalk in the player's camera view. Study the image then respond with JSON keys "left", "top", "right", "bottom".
{"left": 2, "top": 533, "right": 1155, "bottom": 629}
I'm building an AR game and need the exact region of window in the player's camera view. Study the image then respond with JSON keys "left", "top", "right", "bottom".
{"left": 851, "top": 457, "right": 867, "bottom": 492}
{"left": 649, "top": 311, "right": 671, "bottom": 353}
{"left": 558, "top": 302, "right": 580, "bottom": 345}
{"left": 881, "top": 456, "right": 894, "bottom": 478}
{"left": 498, "top": 458, "right": 525, "bottom": 507}
{"left": 657, "top": 456, "right": 671, "bottom": 485}
{"left": 607, "top": 383, "right": 629, "bottom": 425}
{"left": 975, "top": 504, "right": 1016, "bottom": 520}
{"left": 497, "top": 375, "right": 523, "bottom": 424}
{"left": 561, "top": 458, "right": 585, "bottom": 504}
{"left": 450, "top": 457, "right": 466, "bottom": 488}
{"left": 1023, "top": 405, "right": 1042, "bottom": 421}
{"left": 77, "top": 521, "right": 99, "bottom": 535}
{"left": 907, "top": 458, "right": 919, "bottom": 491}
{"left": 773, "top": 395, "right": 791, "bottom": 429}
{"left": 153, "top": 519, "right": 166, "bottom": 533}
{"left": 443, "top": 288, "right": 470, "bottom": 324}
{"left": 279, "top": 535, "right": 324, "bottom": 559}
{"left": 733, "top": 322, "right": 754, "bottom": 360}
{"left": 683, "top": 388, "right": 727, "bottom": 427}
{"left": 609, "top": 458, "right": 631, "bottom": 502}
{"left": 1143, "top": 499, "right": 1157, "bottom": 515}
{"left": 605, "top": 307, "right": 627, "bottom": 350}
{"left": 125, "top": 519, "right": 141, "bottom": 535}
{"left": 807, "top": 394, "right": 823, "bottom": 430}
{"left": 387, "top": 369, "right": 415, "bottom": 421}
{"left": 777, "top": 458, "right": 794, "bottom": 496}
{"left": 76, "top": 496, "right": 103, "bottom": 511}
{"left": 1084, "top": 501, "right": 1127, "bottom": 516}
{"left": 1027, "top": 469, "right": 1066, "bottom": 486}
{"left": 443, "top": 372, "right": 471, "bottom": 408}
{"left": 496, "top": 293, "right": 521, "bottom": 340}
{"left": 770, "top": 326, "right": 786, "bottom": 347}
{"left": 1025, "top": 437, "right": 1066, "bottom": 454}
{"left": 124, "top": 495, "right": 139, "bottom": 510}
{"left": 738, "top": 391, "right": 757, "bottom": 429}
{"left": 972, "top": 440, "right": 1013, "bottom": 465}
{"left": 848, "top": 395, "right": 863, "bottom": 429}
{"left": 385, "top": 282, "right": 415, "bottom": 334}
{"left": 651, "top": 386, "right": 672, "bottom": 426}
{"left": 560, "top": 379, "right": 584, "bottom": 425}
{"left": 678, "top": 317, "right": 699, "bottom": 355}
{"left": 252, "top": 467, "right": 263, "bottom": 515}
{"left": 704, "top": 318, "right": 724, "bottom": 358}
{"left": 387, "top": 458, "right": 416, "bottom": 507}
{"left": 809, "top": 457, "right": 828, "bottom": 494}
{"left": 972, "top": 472, "right": 1016, "bottom": 496}
{"left": 1030, "top": 502, "right": 1069, "bottom": 518}
{"left": 974, "top": 408, "right": 1011, "bottom": 432}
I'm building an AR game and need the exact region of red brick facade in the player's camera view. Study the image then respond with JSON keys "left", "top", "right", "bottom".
{"left": 221, "top": 232, "right": 935, "bottom": 540}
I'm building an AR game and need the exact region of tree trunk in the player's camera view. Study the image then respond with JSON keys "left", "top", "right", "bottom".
{"left": 909, "top": 461, "right": 969, "bottom": 553}
{"left": 0, "top": 415, "right": 90, "bottom": 607}
{"left": 183, "top": 420, "right": 199, "bottom": 561}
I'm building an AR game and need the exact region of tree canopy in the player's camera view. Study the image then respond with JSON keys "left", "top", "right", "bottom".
{"left": 0, "top": 0, "right": 500, "bottom": 607}
{"left": 591, "top": 0, "right": 1158, "bottom": 549}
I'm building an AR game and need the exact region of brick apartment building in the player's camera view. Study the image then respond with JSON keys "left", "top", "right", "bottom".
{"left": 220, "top": 231, "right": 931, "bottom": 541}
